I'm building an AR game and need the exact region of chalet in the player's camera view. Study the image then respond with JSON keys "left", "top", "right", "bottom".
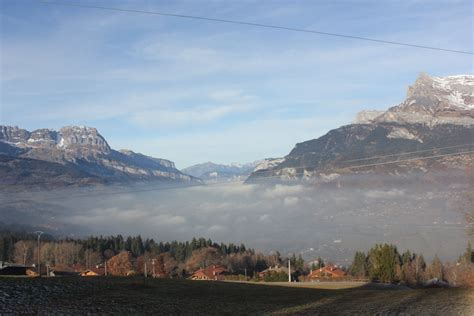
{"left": 0, "top": 266, "right": 31, "bottom": 276}
{"left": 258, "top": 265, "right": 289, "bottom": 280}
{"left": 308, "top": 265, "right": 346, "bottom": 280}
{"left": 80, "top": 267, "right": 105, "bottom": 277}
{"left": 50, "top": 270, "right": 80, "bottom": 277}
{"left": 190, "top": 265, "right": 227, "bottom": 281}
{"left": 0, "top": 263, "right": 39, "bottom": 277}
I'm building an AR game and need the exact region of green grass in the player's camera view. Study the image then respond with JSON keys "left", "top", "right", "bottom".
{"left": 1, "top": 277, "right": 473, "bottom": 315}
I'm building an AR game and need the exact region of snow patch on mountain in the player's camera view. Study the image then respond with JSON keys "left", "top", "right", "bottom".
{"left": 253, "top": 158, "right": 285, "bottom": 172}
{"left": 353, "top": 110, "right": 385, "bottom": 124}
{"left": 387, "top": 127, "right": 423, "bottom": 143}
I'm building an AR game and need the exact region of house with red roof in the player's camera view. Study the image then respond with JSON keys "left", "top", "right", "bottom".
{"left": 80, "top": 266, "right": 106, "bottom": 277}
{"left": 190, "top": 265, "right": 227, "bottom": 281}
{"left": 308, "top": 265, "right": 346, "bottom": 279}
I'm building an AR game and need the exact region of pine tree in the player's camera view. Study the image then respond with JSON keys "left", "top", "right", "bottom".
{"left": 463, "top": 242, "right": 472, "bottom": 263}
{"left": 401, "top": 250, "right": 412, "bottom": 265}
{"left": 428, "top": 255, "right": 443, "bottom": 280}
{"left": 367, "top": 244, "right": 400, "bottom": 283}
{"left": 317, "top": 257, "right": 325, "bottom": 269}
{"left": 349, "top": 251, "right": 367, "bottom": 277}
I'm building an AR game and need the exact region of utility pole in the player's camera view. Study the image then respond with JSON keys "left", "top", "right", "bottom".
{"left": 104, "top": 260, "right": 107, "bottom": 276}
{"left": 244, "top": 268, "right": 247, "bottom": 280}
{"left": 415, "top": 255, "right": 419, "bottom": 282}
{"left": 288, "top": 259, "right": 291, "bottom": 283}
{"left": 151, "top": 259, "right": 156, "bottom": 278}
{"left": 34, "top": 231, "right": 44, "bottom": 277}
{"left": 144, "top": 261, "right": 147, "bottom": 278}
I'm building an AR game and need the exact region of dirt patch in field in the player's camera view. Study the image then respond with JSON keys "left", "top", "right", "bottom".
{"left": 0, "top": 277, "right": 472, "bottom": 315}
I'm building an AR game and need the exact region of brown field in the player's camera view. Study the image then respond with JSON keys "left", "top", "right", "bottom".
{"left": 1, "top": 277, "right": 473, "bottom": 315}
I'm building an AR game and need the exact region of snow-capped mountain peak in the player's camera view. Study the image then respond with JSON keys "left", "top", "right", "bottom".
{"left": 354, "top": 73, "right": 474, "bottom": 126}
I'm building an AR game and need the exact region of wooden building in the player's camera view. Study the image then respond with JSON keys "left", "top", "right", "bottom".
{"left": 308, "top": 265, "right": 346, "bottom": 280}
{"left": 190, "top": 265, "right": 227, "bottom": 281}
{"left": 80, "top": 267, "right": 105, "bottom": 277}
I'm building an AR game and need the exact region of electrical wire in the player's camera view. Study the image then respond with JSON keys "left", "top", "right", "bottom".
{"left": 39, "top": 1, "right": 473, "bottom": 55}
{"left": 3, "top": 148, "right": 471, "bottom": 201}
{"left": 340, "top": 143, "right": 474, "bottom": 163}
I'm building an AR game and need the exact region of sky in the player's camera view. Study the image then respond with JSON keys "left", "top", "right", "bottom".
{"left": 1, "top": 0, "right": 472, "bottom": 168}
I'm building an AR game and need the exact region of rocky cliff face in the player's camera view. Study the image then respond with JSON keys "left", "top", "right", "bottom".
{"left": 355, "top": 73, "right": 474, "bottom": 126}
{"left": 0, "top": 125, "right": 197, "bottom": 188}
{"left": 0, "top": 126, "right": 31, "bottom": 144}
{"left": 58, "top": 126, "right": 111, "bottom": 153}
{"left": 247, "top": 74, "right": 474, "bottom": 183}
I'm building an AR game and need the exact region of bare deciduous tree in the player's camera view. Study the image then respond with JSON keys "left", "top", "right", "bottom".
{"left": 13, "top": 241, "right": 34, "bottom": 265}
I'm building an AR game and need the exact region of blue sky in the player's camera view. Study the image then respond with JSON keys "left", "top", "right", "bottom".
{"left": 1, "top": 0, "right": 472, "bottom": 168}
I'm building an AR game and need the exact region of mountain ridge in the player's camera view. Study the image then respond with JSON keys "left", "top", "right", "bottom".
{"left": 247, "top": 73, "right": 474, "bottom": 183}
{"left": 182, "top": 161, "right": 257, "bottom": 182}
{"left": 0, "top": 125, "right": 198, "bottom": 189}
{"left": 355, "top": 73, "right": 474, "bottom": 126}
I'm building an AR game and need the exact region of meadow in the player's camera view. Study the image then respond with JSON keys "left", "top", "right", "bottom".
{"left": 1, "top": 277, "right": 473, "bottom": 315}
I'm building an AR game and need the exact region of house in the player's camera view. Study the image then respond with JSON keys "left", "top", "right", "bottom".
{"left": 190, "top": 265, "right": 227, "bottom": 281}
{"left": 50, "top": 270, "right": 80, "bottom": 277}
{"left": 80, "top": 267, "right": 105, "bottom": 277}
{"left": 308, "top": 265, "right": 346, "bottom": 280}
{"left": 0, "top": 265, "right": 39, "bottom": 277}
{"left": 258, "top": 265, "right": 289, "bottom": 280}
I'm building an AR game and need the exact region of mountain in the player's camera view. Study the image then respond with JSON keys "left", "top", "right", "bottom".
{"left": 0, "top": 125, "right": 198, "bottom": 189}
{"left": 247, "top": 73, "right": 474, "bottom": 183}
{"left": 182, "top": 161, "right": 257, "bottom": 182}
{"left": 252, "top": 158, "right": 285, "bottom": 172}
{"left": 357, "top": 73, "right": 474, "bottom": 126}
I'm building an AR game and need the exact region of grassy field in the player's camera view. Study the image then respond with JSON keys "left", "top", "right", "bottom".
{"left": 1, "top": 277, "right": 473, "bottom": 315}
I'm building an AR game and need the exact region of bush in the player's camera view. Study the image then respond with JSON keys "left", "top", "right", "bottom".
{"left": 263, "top": 271, "right": 288, "bottom": 282}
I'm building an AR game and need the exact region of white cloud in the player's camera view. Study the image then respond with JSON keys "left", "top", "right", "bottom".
{"left": 365, "top": 189, "right": 406, "bottom": 199}
{"left": 152, "top": 214, "right": 187, "bottom": 226}
{"left": 208, "top": 224, "right": 227, "bottom": 233}
{"left": 130, "top": 103, "right": 254, "bottom": 128}
{"left": 264, "top": 184, "right": 307, "bottom": 199}
{"left": 283, "top": 196, "right": 299, "bottom": 206}
{"left": 258, "top": 214, "right": 270, "bottom": 223}
{"left": 2, "top": 0, "right": 472, "bottom": 168}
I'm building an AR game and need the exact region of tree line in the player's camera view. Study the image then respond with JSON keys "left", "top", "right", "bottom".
{"left": 1, "top": 230, "right": 472, "bottom": 286}
{"left": 349, "top": 243, "right": 474, "bottom": 287}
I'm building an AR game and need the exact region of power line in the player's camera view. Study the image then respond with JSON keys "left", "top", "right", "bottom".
{"left": 5, "top": 149, "right": 472, "bottom": 201}
{"left": 251, "top": 147, "right": 474, "bottom": 174}
{"left": 345, "top": 149, "right": 474, "bottom": 170}
{"left": 40, "top": 1, "right": 473, "bottom": 55}
{"left": 3, "top": 142, "right": 470, "bottom": 189}
{"left": 1, "top": 142, "right": 470, "bottom": 190}
{"left": 341, "top": 143, "right": 474, "bottom": 163}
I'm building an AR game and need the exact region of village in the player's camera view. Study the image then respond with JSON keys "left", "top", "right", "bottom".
{"left": 1, "top": 233, "right": 473, "bottom": 288}
{"left": 0, "top": 257, "right": 349, "bottom": 283}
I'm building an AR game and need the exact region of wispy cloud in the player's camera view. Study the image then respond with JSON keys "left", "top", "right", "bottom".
{"left": 1, "top": 0, "right": 472, "bottom": 165}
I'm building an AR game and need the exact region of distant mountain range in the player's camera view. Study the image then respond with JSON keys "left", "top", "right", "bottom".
{"left": 0, "top": 125, "right": 198, "bottom": 189}
{"left": 182, "top": 159, "right": 285, "bottom": 182}
{"left": 2, "top": 73, "right": 473, "bottom": 190}
{"left": 247, "top": 73, "right": 474, "bottom": 183}
{"left": 182, "top": 162, "right": 256, "bottom": 182}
